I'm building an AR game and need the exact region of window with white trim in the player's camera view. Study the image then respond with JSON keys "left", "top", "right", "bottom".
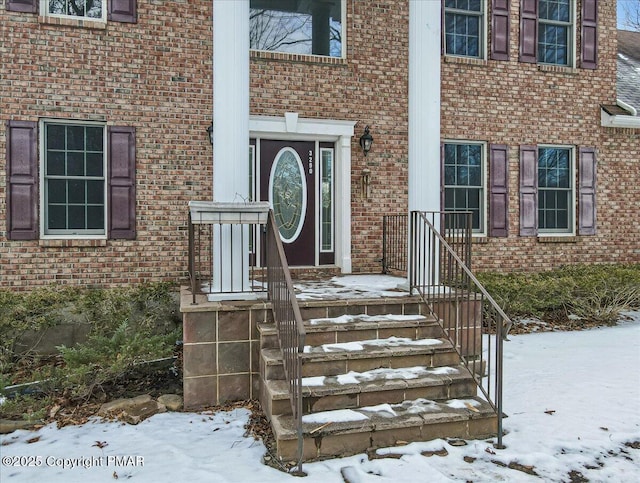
{"left": 538, "top": 146, "right": 574, "bottom": 233}
{"left": 250, "top": 0, "right": 344, "bottom": 58}
{"left": 444, "top": 0, "right": 485, "bottom": 59}
{"left": 42, "top": 121, "right": 106, "bottom": 236}
{"left": 42, "top": 0, "right": 106, "bottom": 21}
{"left": 538, "top": 0, "right": 573, "bottom": 66}
{"left": 443, "top": 142, "right": 485, "bottom": 234}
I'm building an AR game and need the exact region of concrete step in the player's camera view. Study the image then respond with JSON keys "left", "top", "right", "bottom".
{"left": 271, "top": 396, "right": 498, "bottom": 462}
{"left": 258, "top": 313, "right": 443, "bottom": 350}
{"left": 263, "top": 364, "right": 477, "bottom": 417}
{"left": 261, "top": 337, "right": 459, "bottom": 380}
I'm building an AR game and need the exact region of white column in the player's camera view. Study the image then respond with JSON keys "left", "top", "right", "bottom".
{"left": 336, "top": 135, "right": 352, "bottom": 273}
{"left": 212, "top": 0, "right": 251, "bottom": 296}
{"left": 408, "top": 0, "right": 441, "bottom": 288}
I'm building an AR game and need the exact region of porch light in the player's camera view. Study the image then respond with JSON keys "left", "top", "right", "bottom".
{"left": 206, "top": 122, "right": 214, "bottom": 145}
{"left": 359, "top": 125, "right": 373, "bottom": 156}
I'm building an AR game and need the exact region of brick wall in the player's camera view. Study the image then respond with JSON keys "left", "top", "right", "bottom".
{"left": 441, "top": 0, "right": 639, "bottom": 271}
{"left": 0, "top": 1, "right": 214, "bottom": 288}
{"left": 250, "top": 0, "right": 411, "bottom": 273}
{"left": 1, "top": 1, "right": 637, "bottom": 291}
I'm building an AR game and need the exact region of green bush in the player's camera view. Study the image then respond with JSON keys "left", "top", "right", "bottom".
{"left": 0, "top": 282, "right": 179, "bottom": 386}
{"left": 0, "top": 283, "right": 181, "bottom": 419}
{"left": 58, "top": 320, "right": 181, "bottom": 399}
{"left": 477, "top": 263, "right": 640, "bottom": 326}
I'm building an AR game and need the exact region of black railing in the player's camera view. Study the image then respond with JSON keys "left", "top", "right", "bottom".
{"left": 382, "top": 214, "right": 408, "bottom": 273}
{"left": 409, "top": 210, "right": 508, "bottom": 449}
{"left": 265, "top": 211, "right": 306, "bottom": 474}
{"left": 383, "top": 212, "right": 473, "bottom": 274}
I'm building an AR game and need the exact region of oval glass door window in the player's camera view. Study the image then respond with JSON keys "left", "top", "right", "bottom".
{"left": 269, "top": 148, "right": 307, "bottom": 243}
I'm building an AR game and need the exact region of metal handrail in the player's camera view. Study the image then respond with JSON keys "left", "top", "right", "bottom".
{"left": 265, "top": 210, "right": 306, "bottom": 473}
{"left": 409, "top": 210, "right": 508, "bottom": 449}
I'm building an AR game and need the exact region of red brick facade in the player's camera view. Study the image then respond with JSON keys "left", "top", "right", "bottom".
{"left": 442, "top": 0, "right": 639, "bottom": 271}
{"left": 1, "top": 1, "right": 637, "bottom": 290}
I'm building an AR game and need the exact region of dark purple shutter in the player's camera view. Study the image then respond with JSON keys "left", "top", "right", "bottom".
{"left": 491, "top": 0, "right": 510, "bottom": 61}
{"left": 108, "top": 0, "right": 137, "bottom": 23}
{"left": 581, "top": 0, "right": 598, "bottom": 69}
{"left": 6, "top": 121, "right": 38, "bottom": 240}
{"left": 108, "top": 126, "right": 136, "bottom": 239}
{"left": 519, "top": 0, "right": 538, "bottom": 63}
{"left": 519, "top": 145, "right": 538, "bottom": 236}
{"left": 578, "top": 147, "right": 597, "bottom": 235}
{"left": 489, "top": 144, "right": 509, "bottom": 237}
{"left": 6, "top": 0, "right": 38, "bottom": 13}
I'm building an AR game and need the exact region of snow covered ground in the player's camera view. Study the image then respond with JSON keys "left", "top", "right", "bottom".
{"left": 1, "top": 314, "right": 639, "bottom": 482}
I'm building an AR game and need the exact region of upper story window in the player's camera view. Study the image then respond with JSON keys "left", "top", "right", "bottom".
{"left": 538, "top": 0, "right": 572, "bottom": 65}
{"left": 444, "top": 0, "right": 484, "bottom": 59}
{"left": 44, "top": 0, "right": 105, "bottom": 21}
{"left": 250, "top": 0, "right": 344, "bottom": 58}
{"left": 520, "top": 0, "right": 587, "bottom": 68}
{"left": 443, "top": 142, "right": 485, "bottom": 234}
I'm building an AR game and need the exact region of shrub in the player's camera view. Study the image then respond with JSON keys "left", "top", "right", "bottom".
{"left": 477, "top": 263, "right": 640, "bottom": 327}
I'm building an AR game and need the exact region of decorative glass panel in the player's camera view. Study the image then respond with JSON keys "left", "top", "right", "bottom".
{"left": 270, "top": 149, "right": 306, "bottom": 243}
{"left": 320, "top": 148, "right": 334, "bottom": 252}
{"left": 250, "top": 0, "right": 343, "bottom": 57}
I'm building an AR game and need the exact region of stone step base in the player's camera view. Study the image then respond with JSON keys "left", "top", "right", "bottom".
{"left": 261, "top": 338, "right": 459, "bottom": 379}
{"left": 271, "top": 396, "right": 498, "bottom": 462}
{"left": 263, "top": 364, "right": 477, "bottom": 417}
{"left": 258, "top": 313, "right": 442, "bottom": 350}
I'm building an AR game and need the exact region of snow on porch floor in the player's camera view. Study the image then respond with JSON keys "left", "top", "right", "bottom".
{"left": 293, "top": 274, "right": 411, "bottom": 301}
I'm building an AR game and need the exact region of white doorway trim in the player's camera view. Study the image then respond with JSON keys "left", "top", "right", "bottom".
{"left": 250, "top": 113, "right": 355, "bottom": 273}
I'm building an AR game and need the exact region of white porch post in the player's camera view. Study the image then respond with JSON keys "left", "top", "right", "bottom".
{"left": 408, "top": 0, "right": 441, "bottom": 287}
{"left": 212, "top": 0, "right": 250, "bottom": 295}
{"left": 336, "top": 134, "right": 352, "bottom": 273}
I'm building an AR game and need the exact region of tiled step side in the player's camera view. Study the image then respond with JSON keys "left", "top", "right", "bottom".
{"left": 272, "top": 396, "right": 498, "bottom": 462}
{"left": 258, "top": 313, "right": 444, "bottom": 350}
{"left": 261, "top": 338, "right": 460, "bottom": 380}
{"left": 264, "top": 365, "right": 477, "bottom": 417}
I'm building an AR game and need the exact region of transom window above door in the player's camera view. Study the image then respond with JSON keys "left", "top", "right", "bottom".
{"left": 249, "top": 0, "right": 344, "bottom": 58}
{"left": 43, "top": 0, "right": 105, "bottom": 20}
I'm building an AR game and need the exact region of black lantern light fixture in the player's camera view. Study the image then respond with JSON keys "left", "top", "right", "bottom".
{"left": 359, "top": 125, "right": 373, "bottom": 156}
{"left": 206, "top": 122, "right": 214, "bottom": 145}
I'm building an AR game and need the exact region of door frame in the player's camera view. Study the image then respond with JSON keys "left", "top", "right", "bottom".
{"left": 249, "top": 113, "right": 355, "bottom": 272}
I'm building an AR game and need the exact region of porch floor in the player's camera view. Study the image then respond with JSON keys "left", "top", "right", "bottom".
{"left": 292, "top": 274, "right": 412, "bottom": 302}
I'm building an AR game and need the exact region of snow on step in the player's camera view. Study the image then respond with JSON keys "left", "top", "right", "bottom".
{"left": 302, "top": 409, "right": 369, "bottom": 424}
{"left": 301, "top": 365, "right": 461, "bottom": 387}
{"left": 303, "top": 336, "right": 443, "bottom": 353}
{"left": 309, "top": 314, "right": 425, "bottom": 325}
{"left": 301, "top": 398, "right": 487, "bottom": 424}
